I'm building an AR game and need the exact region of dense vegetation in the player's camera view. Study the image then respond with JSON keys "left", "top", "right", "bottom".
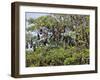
{"left": 26, "top": 13, "right": 90, "bottom": 67}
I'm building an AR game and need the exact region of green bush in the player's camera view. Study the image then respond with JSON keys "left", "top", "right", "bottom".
{"left": 26, "top": 46, "right": 89, "bottom": 67}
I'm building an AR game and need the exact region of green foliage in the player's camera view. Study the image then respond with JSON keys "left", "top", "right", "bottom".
{"left": 26, "top": 13, "right": 90, "bottom": 67}
{"left": 27, "top": 15, "right": 58, "bottom": 30}
{"left": 27, "top": 18, "right": 35, "bottom": 24}
{"left": 26, "top": 32, "right": 33, "bottom": 42}
{"left": 64, "top": 57, "right": 76, "bottom": 65}
{"left": 26, "top": 25, "right": 36, "bottom": 31}
{"left": 26, "top": 47, "right": 89, "bottom": 67}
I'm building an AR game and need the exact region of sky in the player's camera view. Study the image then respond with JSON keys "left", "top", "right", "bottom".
{"left": 26, "top": 12, "right": 50, "bottom": 20}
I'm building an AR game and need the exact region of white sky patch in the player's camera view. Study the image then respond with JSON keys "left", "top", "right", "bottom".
{"left": 26, "top": 12, "right": 50, "bottom": 19}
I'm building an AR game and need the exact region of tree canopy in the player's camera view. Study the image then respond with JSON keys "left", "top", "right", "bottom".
{"left": 25, "top": 13, "right": 90, "bottom": 67}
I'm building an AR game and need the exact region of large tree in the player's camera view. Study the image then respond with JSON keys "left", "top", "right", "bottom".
{"left": 26, "top": 14, "right": 89, "bottom": 49}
